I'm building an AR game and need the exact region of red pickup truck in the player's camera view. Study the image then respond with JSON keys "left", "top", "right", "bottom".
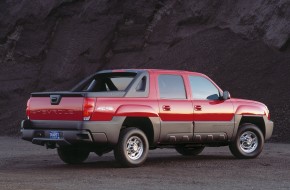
{"left": 21, "top": 69, "right": 273, "bottom": 167}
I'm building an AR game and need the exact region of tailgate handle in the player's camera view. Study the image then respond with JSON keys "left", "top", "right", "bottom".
{"left": 50, "top": 95, "right": 62, "bottom": 105}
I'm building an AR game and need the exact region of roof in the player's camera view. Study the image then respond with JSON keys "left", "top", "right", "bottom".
{"left": 98, "top": 68, "right": 205, "bottom": 77}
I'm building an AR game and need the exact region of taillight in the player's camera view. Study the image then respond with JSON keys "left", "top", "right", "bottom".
{"left": 26, "top": 98, "right": 31, "bottom": 119}
{"left": 83, "top": 98, "right": 96, "bottom": 121}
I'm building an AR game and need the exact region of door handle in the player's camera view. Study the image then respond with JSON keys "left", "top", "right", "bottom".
{"left": 162, "top": 105, "right": 171, "bottom": 111}
{"left": 194, "top": 105, "right": 202, "bottom": 111}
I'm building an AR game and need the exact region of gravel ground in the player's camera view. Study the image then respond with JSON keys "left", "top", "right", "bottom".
{"left": 0, "top": 137, "right": 289, "bottom": 190}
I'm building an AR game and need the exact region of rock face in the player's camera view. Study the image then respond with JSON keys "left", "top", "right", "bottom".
{"left": 0, "top": 0, "right": 289, "bottom": 142}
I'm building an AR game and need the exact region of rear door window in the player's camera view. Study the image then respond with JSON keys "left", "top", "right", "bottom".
{"left": 158, "top": 75, "right": 186, "bottom": 99}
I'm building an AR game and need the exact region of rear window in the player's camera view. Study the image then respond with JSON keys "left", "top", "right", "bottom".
{"left": 82, "top": 72, "right": 136, "bottom": 92}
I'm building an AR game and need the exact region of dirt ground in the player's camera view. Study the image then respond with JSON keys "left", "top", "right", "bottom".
{"left": 0, "top": 137, "right": 290, "bottom": 190}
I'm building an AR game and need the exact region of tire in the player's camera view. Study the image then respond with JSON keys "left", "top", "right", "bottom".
{"left": 57, "top": 147, "right": 90, "bottom": 164}
{"left": 229, "top": 124, "right": 264, "bottom": 159}
{"left": 175, "top": 146, "right": 205, "bottom": 156}
{"left": 114, "top": 128, "right": 149, "bottom": 167}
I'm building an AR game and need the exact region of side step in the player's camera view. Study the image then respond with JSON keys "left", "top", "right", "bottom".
{"left": 193, "top": 133, "right": 227, "bottom": 143}
{"left": 167, "top": 133, "right": 227, "bottom": 143}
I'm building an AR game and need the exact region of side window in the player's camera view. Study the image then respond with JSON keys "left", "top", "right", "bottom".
{"left": 136, "top": 76, "right": 146, "bottom": 92}
{"left": 158, "top": 75, "right": 186, "bottom": 99}
{"left": 189, "top": 76, "right": 220, "bottom": 100}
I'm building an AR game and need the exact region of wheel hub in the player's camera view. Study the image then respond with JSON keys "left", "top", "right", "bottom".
{"left": 239, "top": 131, "right": 258, "bottom": 153}
{"left": 126, "top": 136, "right": 143, "bottom": 160}
{"left": 133, "top": 144, "right": 138, "bottom": 152}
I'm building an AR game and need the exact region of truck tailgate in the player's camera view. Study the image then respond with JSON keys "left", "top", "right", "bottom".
{"left": 28, "top": 92, "right": 85, "bottom": 121}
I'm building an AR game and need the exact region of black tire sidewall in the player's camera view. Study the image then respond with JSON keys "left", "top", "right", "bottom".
{"left": 175, "top": 146, "right": 205, "bottom": 156}
{"left": 57, "top": 147, "right": 89, "bottom": 164}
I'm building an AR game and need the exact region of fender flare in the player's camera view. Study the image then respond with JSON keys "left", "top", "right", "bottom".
{"left": 231, "top": 105, "right": 266, "bottom": 141}
{"left": 115, "top": 105, "right": 160, "bottom": 145}
{"left": 235, "top": 105, "right": 265, "bottom": 116}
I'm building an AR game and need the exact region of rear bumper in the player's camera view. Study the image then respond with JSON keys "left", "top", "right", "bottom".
{"left": 21, "top": 117, "right": 125, "bottom": 146}
{"left": 21, "top": 128, "right": 102, "bottom": 146}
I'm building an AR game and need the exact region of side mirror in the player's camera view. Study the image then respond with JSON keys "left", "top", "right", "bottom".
{"left": 222, "top": 91, "right": 231, "bottom": 100}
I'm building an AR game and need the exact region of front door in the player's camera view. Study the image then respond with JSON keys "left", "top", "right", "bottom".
{"left": 188, "top": 75, "right": 234, "bottom": 139}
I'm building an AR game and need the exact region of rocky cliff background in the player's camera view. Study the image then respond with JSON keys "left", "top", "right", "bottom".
{"left": 0, "top": 0, "right": 289, "bottom": 142}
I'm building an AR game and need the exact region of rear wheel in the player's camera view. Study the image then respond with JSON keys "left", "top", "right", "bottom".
{"left": 114, "top": 128, "right": 149, "bottom": 167}
{"left": 175, "top": 146, "right": 205, "bottom": 156}
{"left": 57, "top": 147, "right": 90, "bottom": 164}
{"left": 229, "top": 124, "right": 264, "bottom": 159}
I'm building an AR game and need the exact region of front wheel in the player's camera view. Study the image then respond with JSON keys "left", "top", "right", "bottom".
{"left": 57, "top": 147, "right": 90, "bottom": 164}
{"left": 114, "top": 128, "right": 149, "bottom": 167}
{"left": 229, "top": 124, "right": 264, "bottom": 159}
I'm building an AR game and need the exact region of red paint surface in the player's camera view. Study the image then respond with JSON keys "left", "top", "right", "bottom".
{"left": 158, "top": 99, "right": 193, "bottom": 121}
{"left": 29, "top": 97, "right": 83, "bottom": 120}
{"left": 192, "top": 100, "right": 234, "bottom": 121}
{"left": 27, "top": 69, "right": 269, "bottom": 123}
{"left": 90, "top": 98, "right": 159, "bottom": 121}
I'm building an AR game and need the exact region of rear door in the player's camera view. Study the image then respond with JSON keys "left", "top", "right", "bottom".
{"left": 157, "top": 74, "right": 194, "bottom": 143}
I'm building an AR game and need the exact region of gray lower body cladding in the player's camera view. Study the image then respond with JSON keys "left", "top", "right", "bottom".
{"left": 264, "top": 119, "right": 274, "bottom": 140}
{"left": 21, "top": 116, "right": 274, "bottom": 148}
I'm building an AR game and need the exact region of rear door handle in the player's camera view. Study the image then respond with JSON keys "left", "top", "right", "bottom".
{"left": 162, "top": 105, "right": 171, "bottom": 111}
{"left": 194, "top": 105, "right": 202, "bottom": 111}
